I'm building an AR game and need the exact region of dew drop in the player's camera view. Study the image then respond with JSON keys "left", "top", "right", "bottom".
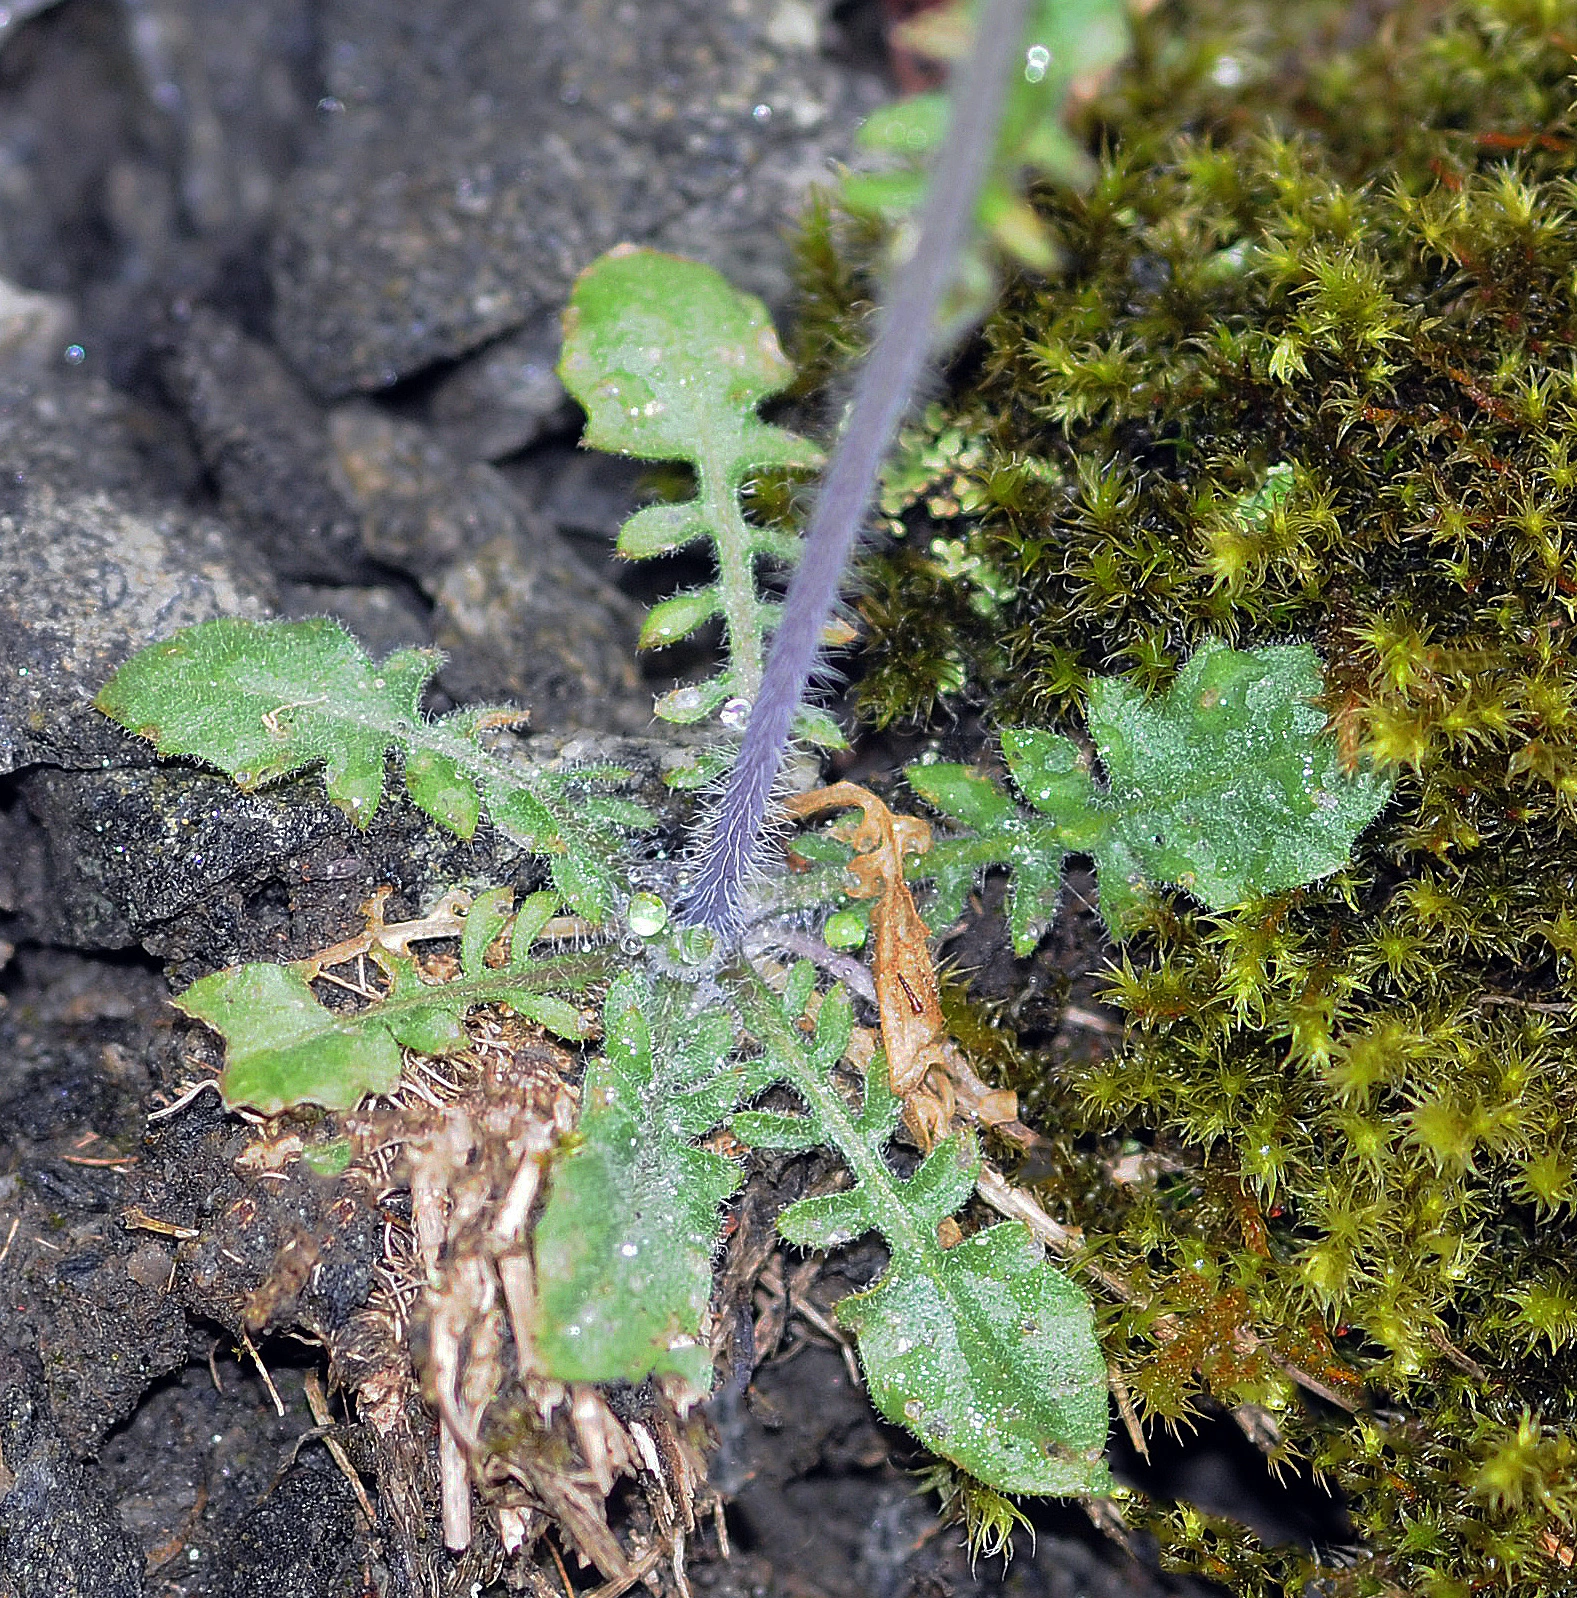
{"left": 627, "top": 892, "right": 669, "bottom": 936}
{"left": 1024, "top": 44, "right": 1051, "bottom": 83}
{"left": 823, "top": 910, "right": 866, "bottom": 950}
{"left": 719, "top": 695, "right": 751, "bottom": 729}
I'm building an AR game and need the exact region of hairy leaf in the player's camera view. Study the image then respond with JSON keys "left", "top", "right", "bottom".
{"left": 176, "top": 889, "right": 604, "bottom": 1114}
{"left": 910, "top": 641, "right": 1393, "bottom": 948}
{"left": 95, "top": 616, "right": 652, "bottom": 920}
{"left": 558, "top": 247, "right": 840, "bottom": 761}
{"left": 531, "top": 975, "right": 744, "bottom": 1391}
{"left": 736, "top": 970, "right": 1111, "bottom": 1495}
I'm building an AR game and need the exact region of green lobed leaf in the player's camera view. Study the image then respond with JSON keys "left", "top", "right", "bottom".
{"left": 96, "top": 616, "right": 653, "bottom": 923}
{"left": 531, "top": 976, "right": 745, "bottom": 1392}
{"left": 559, "top": 247, "right": 824, "bottom": 736}
{"left": 908, "top": 642, "right": 1393, "bottom": 947}
{"left": 176, "top": 962, "right": 404, "bottom": 1115}
{"left": 559, "top": 246, "right": 812, "bottom": 472}
{"left": 176, "top": 892, "right": 605, "bottom": 1115}
{"left": 640, "top": 589, "right": 720, "bottom": 650}
{"left": 836, "top": 1210, "right": 1113, "bottom": 1497}
{"left": 1079, "top": 641, "right": 1392, "bottom": 925}
{"left": 735, "top": 972, "right": 1111, "bottom": 1497}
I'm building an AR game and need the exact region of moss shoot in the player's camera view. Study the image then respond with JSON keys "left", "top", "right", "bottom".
{"left": 800, "top": 1, "right": 1577, "bottom": 1590}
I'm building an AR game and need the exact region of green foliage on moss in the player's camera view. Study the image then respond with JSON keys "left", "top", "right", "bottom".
{"left": 804, "top": 0, "right": 1577, "bottom": 1590}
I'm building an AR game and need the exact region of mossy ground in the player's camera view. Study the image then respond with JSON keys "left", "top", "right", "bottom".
{"left": 804, "top": 2, "right": 1577, "bottom": 1591}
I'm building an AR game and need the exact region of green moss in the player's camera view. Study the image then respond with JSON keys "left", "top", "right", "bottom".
{"left": 794, "top": 0, "right": 1577, "bottom": 1590}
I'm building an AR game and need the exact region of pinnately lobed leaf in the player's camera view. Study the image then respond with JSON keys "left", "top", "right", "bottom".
{"left": 736, "top": 971, "right": 1110, "bottom": 1495}
{"left": 910, "top": 641, "right": 1393, "bottom": 948}
{"left": 177, "top": 888, "right": 603, "bottom": 1115}
{"left": 95, "top": 616, "right": 652, "bottom": 920}
{"left": 531, "top": 975, "right": 745, "bottom": 1391}
{"left": 558, "top": 247, "right": 837, "bottom": 772}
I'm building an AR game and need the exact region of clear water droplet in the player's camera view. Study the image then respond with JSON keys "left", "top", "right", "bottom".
{"left": 719, "top": 696, "right": 751, "bottom": 729}
{"left": 1024, "top": 43, "right": 1051, "bottom": 83}
{"left": 627, "top": 892, "right": 669, "bottom": 936}
{"left": 677, "top": 925, "right": 718, "bottom": 965}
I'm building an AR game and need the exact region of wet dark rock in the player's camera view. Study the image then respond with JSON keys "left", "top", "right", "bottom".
{"left": 0, "top": 0, "right": 318, "bottom": 379}
{"left": 8, "top": 733, "right": 688, "bottom": 968}
{"left": 503, "top": 440, "right": 651, "bottom": 541}
{"left": 430, "top": 530, "right": 645, "bottom": 732}
{"left": 131, "top": 1087, "right": 381, "bottom": 1343}
{"left": 0, "top": 958, "right": 189, "bottom": 1453}
{"left": 109, "top": 0, "right": 319, "bottom": 254}
{"left": 0, "top": 949, "right": 160, "bottom": 1149}
{"left": 425, "top": 308, "right": 574, "bottom": 463}
{"left": 0, "top": 280, "right": 74, "bottom": 374}
{"left": 100, "top": 1355, "right": 363, "bottom": 1587}
{"left": 0, "top": 0, "right": 159, "bottom": 304}
{"left": 328, "top": 401, "right": 530, "bottom": 576}
{"left": 271, "top": 0, "right": 884, "bottom": 396}
{"left": 157, "top": 308, "right": 368, "bottom": 581}
{"left": 215, "top": 1454, "right": 366, "bottom": 1598}
{"left": 0, "top": 1351, "right": 144, "bottom": 1598}
{"left": 9, "top": 762, "right": 531, "bottom": 966}
{"left": 0, "top": 368, "right": 274, "bottom": 776}
{"left": 328, "top": 404, "right": 647, "bottom": 730}
{"left": 279, "top": 580, "right": 435, "bottom": 659}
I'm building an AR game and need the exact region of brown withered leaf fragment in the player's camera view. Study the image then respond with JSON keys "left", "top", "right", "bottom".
{"left": 784, "top": 783, "right": 944, "bottom": 1119}
{"left": 784, "top": 782, "right": 1032, "bottom": 1151}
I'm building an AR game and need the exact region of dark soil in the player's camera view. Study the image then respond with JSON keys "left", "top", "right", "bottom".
{"left": 0, "top": 2, "right": 1332, "bottom": 1593}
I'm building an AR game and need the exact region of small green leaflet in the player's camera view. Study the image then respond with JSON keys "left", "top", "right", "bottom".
{"left": 735, "top": 968, "right": 1111, "bottom": 1496}
{"left": 910, "top": 642, "right": 1393, "bottom": 948}
{"left": 176, "top": 888, "right": 602, "bottom": 1114}
{"left": 558, "top": 247, "right": 842, "bottom": 773}
{"left": 531, "top": 975, "right": 745, "bottom": 1391}
{"left": 95, "top": 616, "right": 653, "bottom": 920}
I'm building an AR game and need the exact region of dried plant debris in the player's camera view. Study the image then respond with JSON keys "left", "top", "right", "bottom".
{"left": 335, "top": 1013, "right": 713, "bottom": 1586}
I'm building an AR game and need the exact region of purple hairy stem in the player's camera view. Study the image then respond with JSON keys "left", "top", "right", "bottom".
{"left": 684, "top": 0, "right": 1034, "bottom": 932}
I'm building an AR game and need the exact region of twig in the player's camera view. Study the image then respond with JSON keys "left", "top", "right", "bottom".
{"left": 147, "top": 1078, "right": 222, "bottom": 1121}
{"left": 1427, "top": 1324, "right": 1489, "bottom": 1382}
{"left": 240, "top": 1330, "right": 285, "bottom": 1417}
{"left": 304, "top": 1372, "right": 377, "bottom": 1527}
{"left": 547, "top": 1534, "right": 577, "bottom": 1598}
{"left": 1061, "top": 1005, "right": 1124, "bottom": 1037}
{"left": 752, "top": 925, "right": 878, "bottom": 1003}
{"left": 121, "top": 1206, "right": 200, "bottom": 1240}
{"left": 1108, "top": 1363, "right": 1149, "bottom": 1463}
{"left": 789, "top": 1288, "right": 863, "bottom": 1389}
{"left": 585, "top": 1540, "right": 666, "bottom": 1598}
